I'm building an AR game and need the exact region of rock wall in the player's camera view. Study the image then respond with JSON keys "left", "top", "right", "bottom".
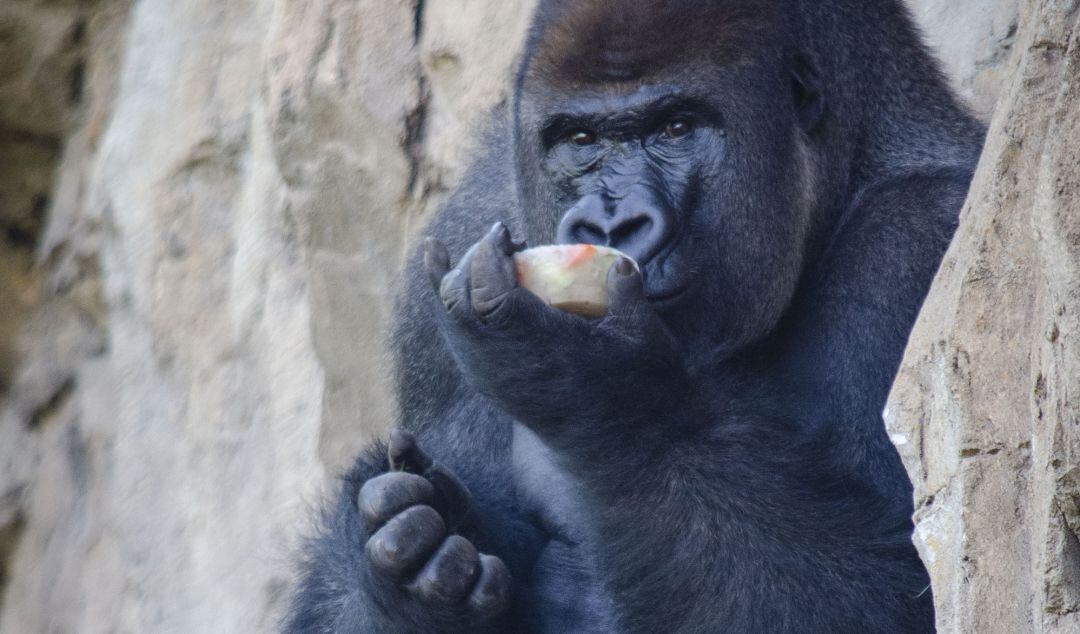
{"left": 0, "top": 0, "right": 534, "bottom": 631}
{"left": 0, "top": 0, "right": 123, "bottom": 617}
{"left": 0, "top": 0, "right": 1070, "bottom": 632}
{"left": 886, "top": 0, "right": 1080, "bottom": 631}
{"left": 908, "top": 0, "right": 1021, "bottom": 118}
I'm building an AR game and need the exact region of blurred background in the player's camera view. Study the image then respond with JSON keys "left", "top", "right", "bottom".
{"left": 2, "top": 0, "right": 1076, "bottom": 632}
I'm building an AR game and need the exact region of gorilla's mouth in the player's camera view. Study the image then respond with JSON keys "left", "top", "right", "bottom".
{"left": 640, "top": 232, "right": 693, "bottom": 306}
{"left": 645, "top": 281, "right": 692, "bottom": 306}
{"left": 642, "top": 261, "right": 693, "bottom": 305}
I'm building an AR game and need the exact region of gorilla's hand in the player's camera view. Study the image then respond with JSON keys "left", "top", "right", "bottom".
{"left": 424, "top": 223, "right": 691, "bottom": 437}
{"left": 360, "top": 428, "right": 512, "bottom": 619}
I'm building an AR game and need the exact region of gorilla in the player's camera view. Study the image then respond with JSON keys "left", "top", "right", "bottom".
{"left": 287, "top": 0, "right": 984, "bottom": 631}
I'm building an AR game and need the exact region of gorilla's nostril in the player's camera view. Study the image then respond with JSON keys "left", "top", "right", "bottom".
{"left": 573, "top": 222, "right": 606, "bottom": 245}
{"left": 610, "top": 216, "right": 652, "bottom": 245}
{"left": 556, "top": 195, "right": 669, "bottom": 261}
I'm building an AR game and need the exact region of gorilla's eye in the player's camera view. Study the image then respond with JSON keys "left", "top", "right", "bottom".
{"left": 569, "top": 130, "right": 597, "bottom": 146}
{"left": 662, "top": 118, "right": 694, "bottom": 139}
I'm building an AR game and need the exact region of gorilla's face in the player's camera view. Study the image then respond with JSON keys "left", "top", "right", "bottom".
{"left": 515, "top": 56, "right": 822, "bottom": 352}
{"left": 538, "top": 84, "right": 709, "bottom": 304}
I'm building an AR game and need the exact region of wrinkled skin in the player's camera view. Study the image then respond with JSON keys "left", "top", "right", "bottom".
{"left": 287, "top": 1, "right": 985, "bottom": 632}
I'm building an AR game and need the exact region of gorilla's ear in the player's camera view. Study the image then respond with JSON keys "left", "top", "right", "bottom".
{"left": 789, "top": 53, "right": 824, "bottom": 133}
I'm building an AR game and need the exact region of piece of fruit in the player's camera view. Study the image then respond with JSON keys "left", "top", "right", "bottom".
{"left": 513, "top": 244, "right": 637, "bottom": 317}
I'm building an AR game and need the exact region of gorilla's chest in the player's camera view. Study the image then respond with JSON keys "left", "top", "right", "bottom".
{"left": 511, "top": 423, "right": 617, "bottom": 632}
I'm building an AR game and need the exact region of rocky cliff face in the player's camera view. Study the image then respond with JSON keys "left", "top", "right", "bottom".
{"left": 0, "top": 0, "right": 1071, "bottom": 632}
{"left": 887, "top": 1, "right": 1080, "bottom": 631}
{"left": 0, "top": 1, "right": 534, "bottom": 630}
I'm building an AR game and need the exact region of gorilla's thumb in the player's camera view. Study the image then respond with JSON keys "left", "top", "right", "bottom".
{"left": 605, "top": 257, "right": 650, "bottom": 324}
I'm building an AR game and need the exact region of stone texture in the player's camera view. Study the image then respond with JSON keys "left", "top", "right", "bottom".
{"left": 0, "top": 0, "right": 115, "bottom": 614}
{"left": 0, "top": 0, "right": 92, "bottom": 410}
{"left": 0, "top": 0, "right": 534, "bottom": 631}
{"left": 886, "top": 0, "right": 1080, "bottom": 631}
{"left": 907, "top": 0, "right": 1022, "bottom": 118}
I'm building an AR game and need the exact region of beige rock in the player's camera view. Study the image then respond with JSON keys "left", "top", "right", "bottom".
{"left": 887, "top": 1, "right": 1080, "bottom": 631}
{"left": 906, "top": 0, "right": 1022, "bottom": 119}
{"left": 0, "top": 0, "right": 535, "bottom": 631}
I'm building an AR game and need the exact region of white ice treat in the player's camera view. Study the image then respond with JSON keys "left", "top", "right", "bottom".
{"left": 513, "top": 244, "right": 638, "bottom": 318}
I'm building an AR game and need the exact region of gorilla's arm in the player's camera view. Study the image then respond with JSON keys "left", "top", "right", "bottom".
{"left": 777, "top": 168, "right": 973, "bottom": 501}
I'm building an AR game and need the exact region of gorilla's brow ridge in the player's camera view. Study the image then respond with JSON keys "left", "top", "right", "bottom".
{"left": 540, "top": 92, "right": 722, "bottom": 146}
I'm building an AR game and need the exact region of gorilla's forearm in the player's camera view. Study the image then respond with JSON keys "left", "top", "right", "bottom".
{"left": 780, "top": 168, "right": 976, "bottom": 501}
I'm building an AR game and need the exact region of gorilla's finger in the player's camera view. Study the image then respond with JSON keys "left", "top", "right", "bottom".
{"left": 424, "top": 238, "right": 451, "bottom": 293}
{"left": 469, "top": 223, "right": 520, "bottom": 318}
{"left": 424, "top": 461, "right": 477, "bottom": 533}
{"left": 438, "top": 268, "right": 470, "bottom": 320}
{"left": 487, "top": 221, "right": 528, "bottom": 254}
{"left": 605, "top": 257, "right": 651, "bottom": 325}
{"left": 366, "top": 505, "right": 446, "bottom": 580}
{"left": 493, "top": 222, "right": 516, "bottom": 255}
{"left": 358, "top": 472, "right": 436, "bottom": 532}
{"left": 467, "top": 554, "right": 512, "bottom": 616}
{"left": 387, "top": 427, "right": 434, "bottom": 473}
{"left": 439, "top": 242, "right": 483, "bottom": 320}
{"left": 387, "top": 428, "right": 476, "bottom": 532}
{"left": 409, "top": 535, "right": 481, "bottom": 605}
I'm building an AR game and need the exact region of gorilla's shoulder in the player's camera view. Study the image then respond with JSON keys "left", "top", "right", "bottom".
{"left": 389, "top": 106, "right": 517, "bottom": 418}
{"left": 428, "top": 104, "right": 518, "bottom": 252}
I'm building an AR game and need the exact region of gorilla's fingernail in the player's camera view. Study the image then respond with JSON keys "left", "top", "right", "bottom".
{"left": 490, "top": 222, "right": 515, "bottom": 254}
{"left": 616, "top": 257, "right": 636, "bottom": 276}
{"left": 390, "top": 427, "right": 414, "bottom": 443}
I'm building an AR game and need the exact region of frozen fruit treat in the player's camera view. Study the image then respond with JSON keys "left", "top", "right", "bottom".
{"left": 513, "top": 244, "right": 638, "bottom": 318}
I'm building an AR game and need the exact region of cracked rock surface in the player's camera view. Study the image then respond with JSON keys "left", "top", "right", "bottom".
{"left": 887, "top": 1, "right": 1080, "bottom": 631}
{"left": 0, "top": 1, "right": 533, "bottom": 630}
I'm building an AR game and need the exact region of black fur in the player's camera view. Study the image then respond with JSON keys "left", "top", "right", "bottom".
{"left": 286, "top": 1, "right": 984, "bottom": 631}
